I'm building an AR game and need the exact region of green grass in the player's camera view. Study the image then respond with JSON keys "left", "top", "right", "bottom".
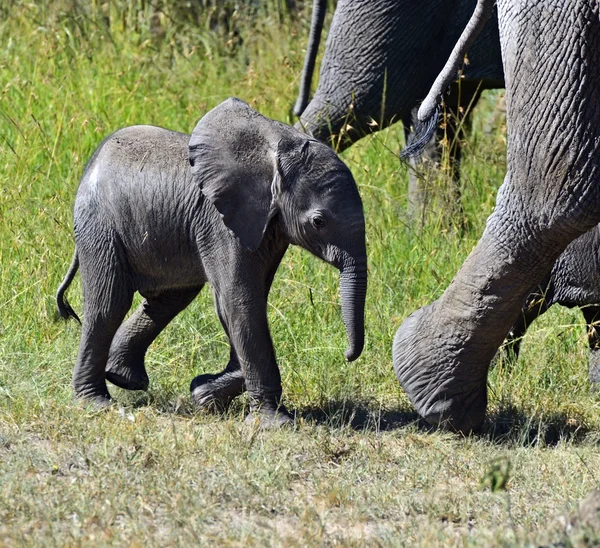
{"left": 2, "top": 1, "right": 600, "bottom": 545}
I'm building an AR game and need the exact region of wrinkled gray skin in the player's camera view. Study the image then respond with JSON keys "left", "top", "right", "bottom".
{"left": 507, "top": 227, "right": 600, "bottom": 386}
{"left": 56, "top": 98, "right": 367, "bottom": 427}
{"left": 393, "top": 0, "right": 600, "bottom": 433}
{"left": 294, "top": 0, "right": 504, "bottom": 219}
{"left": 294, "top": 0, "right": 504, "bottom": 151}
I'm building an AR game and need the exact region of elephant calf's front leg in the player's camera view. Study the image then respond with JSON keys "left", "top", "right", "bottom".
{"left": 214, "top": 288, "right": 293, "bottom": 428}
{"left": 190, "top": 347, "right": 246, "bottom": 412}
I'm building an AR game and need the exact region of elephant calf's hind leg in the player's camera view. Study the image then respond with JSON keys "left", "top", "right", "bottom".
{"left": 106, "top": 287, "right": 201, "bottom": 390}
{"left": 73, "top": 266, "right": 134, "bottom": 406}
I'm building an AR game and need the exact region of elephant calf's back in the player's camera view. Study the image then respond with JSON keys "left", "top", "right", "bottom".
{"left": 74, "top": 125, "right": 210, "bottom": 292}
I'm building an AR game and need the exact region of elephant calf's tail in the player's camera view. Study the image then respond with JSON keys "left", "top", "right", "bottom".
{"left": 56, "top": 250, "right": 81, "bottom": 324}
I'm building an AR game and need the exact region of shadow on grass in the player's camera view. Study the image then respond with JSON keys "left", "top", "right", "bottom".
{"left": 114, "top": 390, "right": 597, "bottom": 447}
{"left": 299, "top": 402, "right": 596, "bottom": 447}
{"left": 297, "top": 400, "right": 599, "bottom": 448}
{"left": 481, "top": 404, "right": 594, "bottom": 447}
{"left": 297, "top": 400, "right": 424, "bottom": 432}
{"left": 117, "top": 390, "right": 427, "bottom": 431}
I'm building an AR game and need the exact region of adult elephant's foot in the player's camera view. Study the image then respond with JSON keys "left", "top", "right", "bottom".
{"left": 190, "top": 369, "right": 246, "bottom": 412}
{"left": 588, "top": 348, "right": 600, "bottom": 389}
{"left": 244, "top": 403, "right": 295, "bottom": 429}
{"left": 393, "top": 301, "right": 489, "bottom": 434}
{"left": 105, "top": 351, "right": 149, "bottom": 391}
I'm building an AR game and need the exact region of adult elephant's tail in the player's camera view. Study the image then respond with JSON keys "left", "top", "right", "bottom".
{"left": 56, "top": 250, "right": 81, "bottom": 324}
{"left": 401, "top": 0, "right": 496, "bottom": 159}
{"left": 293, "top": 0, "right": 327, "bottom": 116}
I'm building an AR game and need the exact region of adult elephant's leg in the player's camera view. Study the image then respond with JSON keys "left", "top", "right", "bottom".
{"left": 405, "top": 81, "right": 483, "bottom": 227}
{"left": 442, "top": 80, "right": 483, "bottom": 181}
{"left": 582, "top": 306, "right": 600, "bottom": 387}
{"left": 394, "top": 2, "right": 600, "bottom": 433}
{"left": 442, "top": 80, "right": 483, "bottom": 230}
{"left": 394, "top": 192, "right": 599, "bottom": 432}
{"left": 72, "top": 252, "right": 134, "bottom": 407}
{"left": 404, "top": 109, "right": 438, "bottom": 225}
{"left": 105, "top": 287, "right": 202, "bottom": 390}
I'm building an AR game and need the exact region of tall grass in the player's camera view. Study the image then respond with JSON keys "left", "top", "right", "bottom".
{"left": 1, "top": 1, "right": 600, "bottom": 544}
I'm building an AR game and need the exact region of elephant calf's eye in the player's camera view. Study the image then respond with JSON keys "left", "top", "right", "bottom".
{"left": 311, "top": 215, "right": 326, "bottom": 230}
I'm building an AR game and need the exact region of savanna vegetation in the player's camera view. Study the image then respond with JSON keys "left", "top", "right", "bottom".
{"left": 1, "top": 1, "right": 600, "bottom": 544}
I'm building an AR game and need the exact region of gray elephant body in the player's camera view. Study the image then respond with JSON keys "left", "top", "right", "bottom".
{"left": 295, "top": 0, "right": 504, "bottom": 150}
{"left": 79, "top": 127, "right": 209, "bottom": 295}
{"left": 508, "top": 226, "right": 600, "bottom": 383}
{"left": 57, "top": 99, "right": 367, "bottom": 425}
{"left": 393, "top": 0, "right": 600, "bottom": 432}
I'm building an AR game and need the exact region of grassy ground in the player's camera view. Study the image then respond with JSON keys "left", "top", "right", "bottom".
{"left": 2, "top": 1, "right": 600, "bottom": 545}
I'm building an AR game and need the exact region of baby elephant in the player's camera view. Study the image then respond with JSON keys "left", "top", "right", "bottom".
{"left": 57, "top": 98, "right": 367, "bottom": 427}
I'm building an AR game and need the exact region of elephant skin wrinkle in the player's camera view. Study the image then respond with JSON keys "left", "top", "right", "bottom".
{"left": 393, "top": 0, "right": 600, "bottom": 432}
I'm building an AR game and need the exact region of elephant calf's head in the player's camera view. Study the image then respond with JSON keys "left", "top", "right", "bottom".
{"left": 189, "top": 98, "right": 367, "bottom": 362}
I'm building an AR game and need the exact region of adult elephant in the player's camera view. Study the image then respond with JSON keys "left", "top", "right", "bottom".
{"left": 293, "top": 0, "right": 505, "bottom": 217}
{"left": 393, "top": 0, "right": 600, "bottom": 433}
{"left": 294, "top": 0, "right": 504, "bottom": 147}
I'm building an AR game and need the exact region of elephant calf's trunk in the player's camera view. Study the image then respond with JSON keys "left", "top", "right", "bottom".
{"left": 339, "top": 267, "right": 367, "bottom": 361}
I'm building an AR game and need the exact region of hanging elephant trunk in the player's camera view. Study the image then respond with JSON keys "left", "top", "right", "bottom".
{"left": 339, "top": 255, "right": 367, "bottom": 362}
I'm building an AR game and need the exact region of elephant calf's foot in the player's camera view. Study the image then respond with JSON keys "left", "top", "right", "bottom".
{"left": 245, "top": 403, "right": 295, "bottom": 429}
{"left": 190, "top": 370, "right": 245, "bottom": 412}
{"left": 105, "top": 353, "right": 149, "bottom": 391}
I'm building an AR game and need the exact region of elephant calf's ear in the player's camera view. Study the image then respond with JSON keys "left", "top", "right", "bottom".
{"left": 189, "top": 110, "right": 279, "bottom": 252}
